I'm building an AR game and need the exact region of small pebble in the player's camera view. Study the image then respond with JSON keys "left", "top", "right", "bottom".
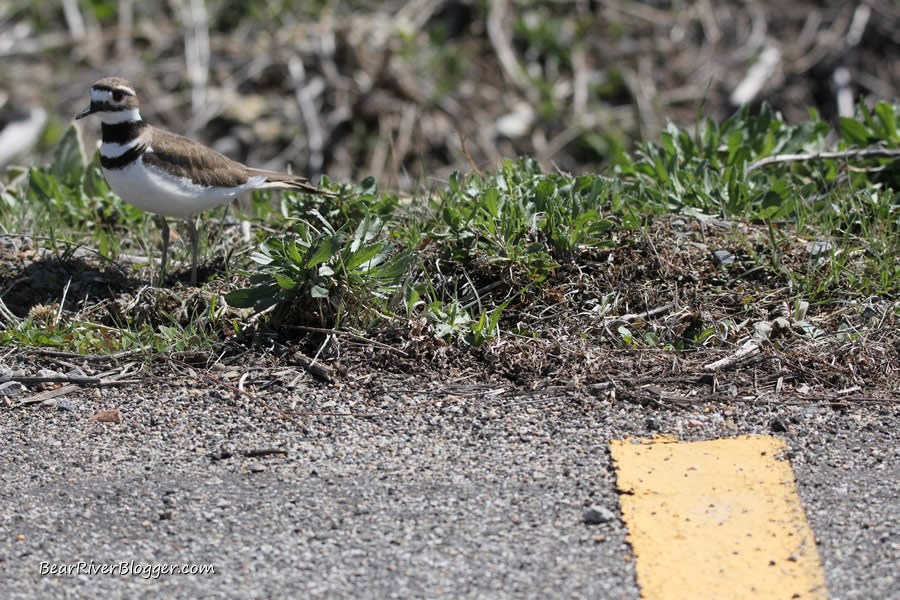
{"left": 770, "top": 418, "right": 788, "bottom": 433}
{"left": 583, "top": 505, "right": 616, "bottom": 525}
{"left": 58, "top": 399, "right": 78, "bottom": 412}
{"left": 808, "top": 240, "right": 833, "bottom": 258}
{"left": 90, "top": 409, "right": 122, "bottom": 423}
{"left": 0, "top": 381, "right": 26, "bottom": 398}
{"left": 711, "top": 250, "right": 734, "bottom": 266}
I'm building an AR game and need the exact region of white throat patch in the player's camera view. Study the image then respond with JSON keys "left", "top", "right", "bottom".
{"left": 97, "top": 108, "right": 142, "bottom": 125}
{"left": 100, "top": 137, "right": 146, "bottom": 158}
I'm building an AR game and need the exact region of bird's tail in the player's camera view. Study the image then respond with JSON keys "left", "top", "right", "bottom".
{"left": 248, "top": 168, "right": 335, "bottom": 196}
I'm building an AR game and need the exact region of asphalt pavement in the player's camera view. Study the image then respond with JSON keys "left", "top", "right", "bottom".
{"left": 1, "top": 376, "right": 898, "bottom": 599}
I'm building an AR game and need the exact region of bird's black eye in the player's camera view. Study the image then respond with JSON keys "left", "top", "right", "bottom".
{"left": 112, "top": 90, "right": 124, "bottom": 102}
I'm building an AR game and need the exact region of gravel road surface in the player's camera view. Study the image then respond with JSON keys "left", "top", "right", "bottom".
{"left": 2, "top": 371, "right": 898, "bottom": 599}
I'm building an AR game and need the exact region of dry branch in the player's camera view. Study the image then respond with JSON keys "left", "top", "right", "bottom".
{"left": 9, "top": 368, "right": 137, "bottom": 409}
{"left": 747, "top": 148, "right": 900, "bottom": 174}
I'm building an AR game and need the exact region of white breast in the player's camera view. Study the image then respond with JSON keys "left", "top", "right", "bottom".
{"left": 102, "top": 154, "right": 266, "bottom": 219}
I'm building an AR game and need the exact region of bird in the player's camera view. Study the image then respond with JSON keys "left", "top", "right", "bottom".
{"left": 75, "top": 76, "right": 331, "bottom": 286}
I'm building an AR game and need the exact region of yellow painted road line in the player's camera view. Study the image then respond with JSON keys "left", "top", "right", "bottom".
{"left": 610, "top": 435, "right": 827, "bottom": 600}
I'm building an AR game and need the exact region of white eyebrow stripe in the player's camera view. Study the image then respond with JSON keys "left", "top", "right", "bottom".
{"left": 91, "top": 89, "right": 112, "bottom": 102}
{"left": 100, "top": 137, "right": 145, "bottom": 158}
{"left": 116, "top": 86, "right": 136, "bottom": 96}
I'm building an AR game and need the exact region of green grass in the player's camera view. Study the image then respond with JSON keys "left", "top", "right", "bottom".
{"left": 2, "top": 102, "right": 899, "bottom": 354}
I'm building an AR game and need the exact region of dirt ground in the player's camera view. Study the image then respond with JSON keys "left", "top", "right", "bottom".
{"left": 3, "top": 213, "right": 897, "bottom": 404}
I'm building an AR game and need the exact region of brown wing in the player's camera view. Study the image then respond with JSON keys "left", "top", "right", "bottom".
{"left": 143, "top": 127, "right": 252, "bottom": 188}
{"left": 145, "top": 127, "right": 333, "bottom": 195}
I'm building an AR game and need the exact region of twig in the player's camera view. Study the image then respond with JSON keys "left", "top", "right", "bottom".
{"left": 0, "top": 296, "right": 19, "bottom": 327}
{"left": 458, "top": 132, "right": 483, "bottom": 177}
{"left": 56, "top": 278, "right": 71, "bottom": 326}
{"left": 60, "top": 0, "right": 86, "bottom": 40}
{"left": 703, "top": 340, "right": 761, "bottom": 371}
{"left": 21, "top": 347, "right": 150, "bottom": 362}
{"left": 486, "top": 0, "right": 533, "bottom": 100}
{"left": 5, "top": 375, "right": 101, "bottom": 385}
{"left": 117, "top": 0, "right": 134, "bottom": 58}
{"left": 292, "top": 351, "right": 334, "bottom": 383}
{"left": 281, "top": 324, "right": 409, "bottom": 357}
{"left": 846, "top": 4, "right": 870, "bottom": 48}
{"left": 836, "top": 385, "right": 862, "bottom": 395}
{"left": 730, "top": 45, "right": 781, "bottom": 105}
{"left": 246, "top": 302, "right": 277, "bottom": 326}
{"left": 9, "top": 368, "right": 135, "bottom": 409}
{"left": 241, "top": 448, "right": 288, "bottom": 458}
{"left": 288, "top": 55, "right": 324, "bottom": 172}
{"left": 747, "top": 148, "right": 900, "bottom": 174}
{"left": 623, "top": 61, "right": 660, "bottom": 140}
{"left": 210, "top": 446, "right": 289, "bottom": 460}
{"left": 178, "top": 0, "right": 210, "bottom": 115}
{"left": 619, "top": 302, "right": 676, "bottom": 322}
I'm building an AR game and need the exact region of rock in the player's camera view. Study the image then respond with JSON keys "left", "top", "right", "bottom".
{"left": 57, "top": 399, "right": 78, "bottom": 412}
{"left": 210, "top": 446, "right": 235, "bottom": 461}
{"left": 794, "top": 300, "right": 809, "bottom": 321}
{"left": 808, "top": 240, "right": 833, "bottom": 258}
{"left": 753, "top": 321, "right": 773, "bottom": 340}
{"left": 0, "top": 381, "right": 26, "bottom": 398}
{"left": 582, "top": 505, "right": 615, "bottom": 525}
{"left": 711, "top": 250, "right": 734, "bottom": 266}
{"left": 90, "top": 409, "right": 121, "bottom": 423}
{"left": 771, "top": 317, "right": 791, "bottom": 335}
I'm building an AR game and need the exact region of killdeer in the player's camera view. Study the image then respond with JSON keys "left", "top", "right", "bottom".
{"left": 75, "top": 76, "right": 330, "bottom": 285}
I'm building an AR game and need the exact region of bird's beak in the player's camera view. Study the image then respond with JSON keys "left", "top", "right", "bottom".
{"left": 75, "top": 104, "right": 95, "bottom": 120}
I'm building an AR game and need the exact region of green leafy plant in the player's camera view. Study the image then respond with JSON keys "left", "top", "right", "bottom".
{"left": 226, "top": 210, "right": 414, "bottom": 327}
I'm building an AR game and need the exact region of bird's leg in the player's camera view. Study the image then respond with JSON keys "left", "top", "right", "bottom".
{"left": 156, "top": 215, "right": 170, "bottom": 287}
{"left": 185, "top": 217, "right": 199, "bottom": 286}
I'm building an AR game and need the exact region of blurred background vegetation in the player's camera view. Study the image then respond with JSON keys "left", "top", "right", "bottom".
{"left": 2, "top": 0, "right": 899, "bottom": 190}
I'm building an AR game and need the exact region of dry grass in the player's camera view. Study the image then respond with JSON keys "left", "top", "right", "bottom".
{"left": 2, "top": 1, "right": 899, "bottom": 188}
